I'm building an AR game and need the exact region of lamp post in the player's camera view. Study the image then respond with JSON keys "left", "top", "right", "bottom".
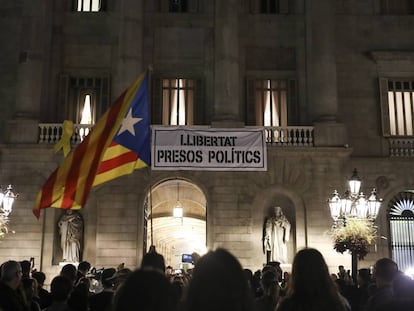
{"left": 327, "top": 169, "right": 382, "bottom": 283}
{"left": 0, "top": 184, "right": 18, "bottom": 238}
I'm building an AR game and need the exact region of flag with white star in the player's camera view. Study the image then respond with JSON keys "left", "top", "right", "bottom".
{"left": 33, "top": 71, "right": 150, "bottom": 218}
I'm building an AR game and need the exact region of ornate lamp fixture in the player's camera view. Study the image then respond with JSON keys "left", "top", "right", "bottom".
{"left": 327, "top": 169, "right": 382, "bottom": 283}
{"left": 328, "top": 169, "right": 382, "bottom": 226}
{"left": 0, "top": 185, "right": 18, "bottom": 238}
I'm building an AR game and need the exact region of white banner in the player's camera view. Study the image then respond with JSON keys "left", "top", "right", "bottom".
{"left": 151, "top": 127, "right": 267, "bottom": 171}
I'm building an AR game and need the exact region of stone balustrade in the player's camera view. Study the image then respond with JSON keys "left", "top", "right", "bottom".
{"left": 264, "top": 126, "right": 314, "bottom": 146}
{"left": 38, "top": 123, "right": 315, "bottom": 147}
{"left": 389, "top": 138, "right": 414, "bottom": 157}
{"left": 38, "top": 123, "right": 93, "bottom": 144}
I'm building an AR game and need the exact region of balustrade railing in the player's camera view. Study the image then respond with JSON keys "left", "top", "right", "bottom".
{"left": 38, "top": 124, "right": 315, "bottom": 147}
{"left": 389, "top": 138, "right": 414, "bottom": 157}
{"left": 38, "top": 123, "right": 92, "bottom": 144}
{"left": 264, "top": 126, "right": 314, "bottom": 146}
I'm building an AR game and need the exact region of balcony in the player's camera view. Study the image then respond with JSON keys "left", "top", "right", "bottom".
{"left": 389, "top": 138, "right": 414, "bottom": 157}
{"left": 38, "top": 123, "right": 315, "bottom": 147}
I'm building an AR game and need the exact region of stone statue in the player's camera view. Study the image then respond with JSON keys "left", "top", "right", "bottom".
{"left": 58, "top": 210, "right": 83, "bottom": 262}
{"left": 263, "top": 206, "right": 291, "bottom": 264}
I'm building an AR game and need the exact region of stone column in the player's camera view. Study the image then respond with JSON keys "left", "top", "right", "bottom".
{"left": 307, "top": 0, "right": 347, "bottom": 146}
{"left": 6, "top": 0, "right": 49, "bottom": 143}
{"left": 212, "top": 0, "right": 243, "bottom": 127}
{"left": 112, "top": 0, "right": 144, "bottom": 97}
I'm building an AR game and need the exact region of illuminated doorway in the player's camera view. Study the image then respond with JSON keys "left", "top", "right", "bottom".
{"left": 145, "top": 179, "right": 207, "bottom": 269}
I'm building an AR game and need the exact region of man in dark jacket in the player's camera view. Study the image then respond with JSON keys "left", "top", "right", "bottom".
{"left": 0, "top": 260, "right": 28, "bottom": 311}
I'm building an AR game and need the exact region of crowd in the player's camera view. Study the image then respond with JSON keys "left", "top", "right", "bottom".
{"left": 1, "top": 247, "right": 414, "bottom": 311}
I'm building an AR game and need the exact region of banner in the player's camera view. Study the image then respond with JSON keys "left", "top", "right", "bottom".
{"left": 152, "top": 127, "right": 267, "bottom": 171}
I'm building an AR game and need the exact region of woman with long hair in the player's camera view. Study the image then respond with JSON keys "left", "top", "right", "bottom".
{"left": 276, "top": 248, "right": 351, "bottom": 311}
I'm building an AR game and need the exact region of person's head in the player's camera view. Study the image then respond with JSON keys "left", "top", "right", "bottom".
{"left": 165, "top": 266, "right": 174, "bottom": 278}
{"left": 357, "top": 268, "right": 371, "bottom": 286}
{"left": 260, "top": 270, "right": 280, "bottom": 298}
{"left": 77, "top": 261, "right": 91, "bottom": 275}
{"left": 20, "top": 260, "right": 31, "bottom": 278}
{"left": 141, "top": 252, "right": 166, "bottom": 273}
{"left": 60, "top": 263, "right": 77, "bottom": 284}
{"left": 270, "top": 206, "right": 283, "bottom": 218}
{"left": 0, "top": 260, "right": 23, "bottom": 290}
{"left": 32, "top": 271, "right": 46, "bottom": 287}
{"left": 112, "top": 269, "right": 176, "bottom": 311}
{"left": 373, "top": 258, "right": 398, "bottom": 286}
{"left": 50, "top": 275, "right": 73, "bottom": 302}
{"left": 101, "top": 268, "right": 116, "bottom": 288}
{"left": 288, "top": 248, "right": 341, "bottom": 303}
{"left": 184, "top": 248, "right": 254, "bottom": 311}
{"left": 266, "top": 261, "right": 282, "bottom": 282}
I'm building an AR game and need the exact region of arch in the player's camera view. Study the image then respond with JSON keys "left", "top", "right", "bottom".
{"left": 145, "top": 177, "right": 207, "bottom": 268}
{"left": 388, "top": 190, "right": 414, "bottom": 272}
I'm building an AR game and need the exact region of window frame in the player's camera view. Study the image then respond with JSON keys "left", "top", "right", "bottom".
{"left": 58, "top": 75, "right": 111, "bottom": 125}
{"left": 246, "top": 77, "right": 298, "bottom": 127}
{"left": 72, "top": 0, "right": 107, "bottom": 12}
{"left": 151, "top": 76, "right": 205, "bottom": 126}
{"left": 249, "top": 0, "right": 293, "bottom": 14}
{"left": 379, "top": 77, "right": 414, "bottom": 137}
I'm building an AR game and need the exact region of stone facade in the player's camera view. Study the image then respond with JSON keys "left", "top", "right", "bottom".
{"left": 1, "top": 0, "right": 414, "bottom": 282}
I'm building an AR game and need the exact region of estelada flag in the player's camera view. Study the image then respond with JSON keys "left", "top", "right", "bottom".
{"left": 33, "top": 70, "right": 150, "bottom": 218}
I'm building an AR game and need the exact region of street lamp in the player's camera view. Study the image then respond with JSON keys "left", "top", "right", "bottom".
{"left": 0, "top": 184, "right": 18, "bottom": 238}
{"left": 327, "top": 169, "right": 382, "bottom": 282}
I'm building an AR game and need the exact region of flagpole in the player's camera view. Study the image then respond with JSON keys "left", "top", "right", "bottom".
{"left": 149, "top": 174, "right": 154, "bottom": 248}
{"left": 147, "top": 66, "right": 154, "bottom": 251}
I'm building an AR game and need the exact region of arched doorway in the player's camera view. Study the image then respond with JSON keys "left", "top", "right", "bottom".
{"left": 145, "top": 178, "right": 207, "bottom": 269}
{"left": 389, "top": 190, "right": 414, "bottom": 273}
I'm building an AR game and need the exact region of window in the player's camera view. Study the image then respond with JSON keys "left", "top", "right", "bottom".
{"left": 379, "top": 78, "right": 414, "bottom": 136}
{"left": 162, "top": 79, "right": 194, "bottom": 125}
{"left": 389, "top": 191, "right": 414, "bottom": 272}
{"left": 250, "top": 0, "right": 293, "bottom": 14}
{"left": 256, "top": 79, "right": 287, "bottom": 127}
{"left": 380, "top": 0, "right": 414, "bottom": 15}
{"left": 260, "top": 0, "right": 280, "bottom": 14}
{"left": 169, "top": 0, "right": 188, "bottom": 13}
{"left": 152, "top": 77, "right": 205, "bottom": 125}
{"left": 73, "top": 0, "right": 106, "bottom": 12}
{"left": 58, "top": 75, "right": 110, "bottom": 125}
{"left": 247, "top": 78, "right": 297, "bottom": 126}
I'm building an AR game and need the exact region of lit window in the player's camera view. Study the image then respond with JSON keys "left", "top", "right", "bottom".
{"left": 75, "top": 0, "right": 102, "bottom": 12}
{"left": 380, "top": 79, "right": 414, "bottom": 136}
{"left": 58, "top": 75, "right": 110, "bottom": 129}
{"left": 254, "top": 79, "right": 288, "bottom": 127}
{"left": 80, "top": 94, "right": 93, "bottom": 125}
{"left": 162, "top": 79, "right": 194, "bottom": 125}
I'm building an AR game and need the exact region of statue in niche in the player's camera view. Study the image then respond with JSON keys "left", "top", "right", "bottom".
{"left": 263, "top": 206, "right": 291, "bottom": 264}
{"left": 58, "top": 210, "right": 83, "bottom": 262}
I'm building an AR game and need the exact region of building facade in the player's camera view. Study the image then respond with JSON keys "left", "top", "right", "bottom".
{"left": 1, "top": 0, "right": 414, "bottom": 280}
